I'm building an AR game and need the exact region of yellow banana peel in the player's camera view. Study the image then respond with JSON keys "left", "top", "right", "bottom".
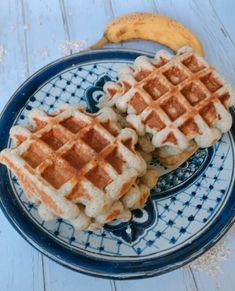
{"left": 92, "top": 12, "right": 204, "bottom": 56}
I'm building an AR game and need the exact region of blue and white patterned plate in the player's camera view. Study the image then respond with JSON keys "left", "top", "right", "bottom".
{"left": 0, "top": 49, "right": 235, "bottom": 279}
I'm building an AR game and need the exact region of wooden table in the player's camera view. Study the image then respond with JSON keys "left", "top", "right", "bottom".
{"left": 0, "top": 1, "right": 235, "bottom": 290}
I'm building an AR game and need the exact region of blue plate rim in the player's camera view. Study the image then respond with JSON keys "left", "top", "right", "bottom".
{"left": 0, "top": 48, "right": 235, "bottom": 279}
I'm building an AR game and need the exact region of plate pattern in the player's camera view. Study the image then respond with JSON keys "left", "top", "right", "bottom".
{"left": 8, "top": 60, "right": 234, "bottom": 257}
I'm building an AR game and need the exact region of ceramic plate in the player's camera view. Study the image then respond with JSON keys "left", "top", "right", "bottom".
{"left": 0, "top": 49, "right": 235, "bottom": 279}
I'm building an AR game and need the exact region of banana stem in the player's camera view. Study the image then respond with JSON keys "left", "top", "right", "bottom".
{"left": 90, "top": 36, "right": 108, "bottom": 49}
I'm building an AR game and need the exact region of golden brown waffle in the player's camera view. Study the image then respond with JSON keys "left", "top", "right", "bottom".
{"left": 155, "top": 140, "right": 199, "bottom": 168}
{"left": 0, "top": 105, "right": 154, "bottom": 230}
{"left": 100, "top": 47, "right": 235, "bottom": 162}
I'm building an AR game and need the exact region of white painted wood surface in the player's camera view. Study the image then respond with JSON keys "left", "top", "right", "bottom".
{"left": 0, "top": 0, "right": 235, "bottom": 290}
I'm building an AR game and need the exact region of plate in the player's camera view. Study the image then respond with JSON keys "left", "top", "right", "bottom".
{"left": 0, "top": 48, "right": 235, "bottom": 279}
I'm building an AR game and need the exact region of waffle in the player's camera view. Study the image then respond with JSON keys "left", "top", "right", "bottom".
{"left": 100, "top": 47, "right": 235, "bottom": 166}
{"left": 155, "top": 140, "right": 199, "bottom": 168}
{"left": 0, "top": 105, "right": 155, "bottom": 230}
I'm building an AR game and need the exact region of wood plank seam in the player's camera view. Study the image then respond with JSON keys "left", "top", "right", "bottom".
{"left": 19, "top": 0, "right": 30, "bottom": 76}
{"left": 41, "top": 256, "right": 46, "bottom": 291}
{"left": 189, "top": 266, "right": 199, "bottom": 291}
{"left": 151, "top": 0, "right": 159, "bottom": 12}
{"left": 109, "top": 0, "right": 124, "bottom": 48}
{"left": 59, "top": 0, "right": 72, "bottom": 54}
{"left": 108, "top": 0, "right": 115, "bottom": 17}
{"left": 110, "top": 279, "right": 118, "bottom": 291}
{"left": 209, "top": 0, "right": 235, "bottom": 48}
{"left": 19, "top": 1, "right": 47, "bottom": 290}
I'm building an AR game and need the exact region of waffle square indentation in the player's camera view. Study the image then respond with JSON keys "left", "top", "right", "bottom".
{"left": 101, "top": 121, "right": 119, "bottom": 137}
{"left": 81, "top": 128, "right": 110, "bottom": 152}
{"left": 135, "top": 70, "right": 152, "bottom": 82}
{"left": 41, "top": 161, "right": 74, "bottom": 189}
{"left": 105, "top": 147, "right": 124, "bottom": 174}
{"left": 182, "top": 55, "right": 205, "bottom": 73}
{"left": 143, "top": 77, "right": 167, "bottom": 100}
{"left": 219, "top": 93, "right": 230, "bottom": 108}
{"left": 161, "top": 96, "right": 186, "bottom": 121}
{"left": 22, "top": 144, "right": 47, "bottom": 168}
{"left": 181, "top": 82, "right": 207, "bottom": 106}
{"left": 200, "top": 72, "right": 222, "bottom": 92}
{"left": 41, "top": 128, "right": 65, "bottom": 150}
{"left": 199, "top": 103, "right": 217, "bottom": 126}
{"left": 62, "top": 144, "right": 94, "bottom": 171}
{"left": 144, "top": 111, "right": 166, "bottom": 131}
{"left": 85, "top": 165, "right": 112, "bottom": 189}
{"left": 179, "top": 118, "right": 199, "bottom": 136}
{"left": 60, "top": 117, "right": 87, "bottom": 134}
{"left": 163, "top": 66, "right": 187, "bottom": 85}
{"left": 129, "top": 92, "right": 148, "bottom": 114}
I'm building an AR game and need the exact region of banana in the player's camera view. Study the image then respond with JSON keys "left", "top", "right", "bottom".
{"left": 91, "top": 12, "right": 204, "bottom": 56}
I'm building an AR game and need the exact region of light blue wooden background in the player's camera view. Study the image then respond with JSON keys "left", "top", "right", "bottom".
{"left": 0, "top": 1, "right": 235, "bottom": 290}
